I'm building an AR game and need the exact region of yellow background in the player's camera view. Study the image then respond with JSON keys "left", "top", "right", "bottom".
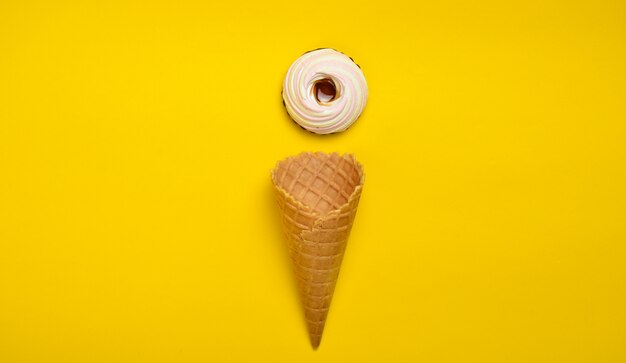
{"left": 1, "top": 0, "right": 625, "bottom": 361}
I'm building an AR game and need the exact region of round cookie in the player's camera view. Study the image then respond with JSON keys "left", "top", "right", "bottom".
{"left": 282, "top": 48, "right": 368, "bottom": 134}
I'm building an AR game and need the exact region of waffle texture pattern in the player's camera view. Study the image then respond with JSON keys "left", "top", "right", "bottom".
{"left": 271, "top": 152, "right": 364, "bottom": 349}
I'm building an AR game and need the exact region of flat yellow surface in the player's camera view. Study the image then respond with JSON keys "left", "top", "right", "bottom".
{"left": 1, "top": 1, "right": 625, "bottom": 362}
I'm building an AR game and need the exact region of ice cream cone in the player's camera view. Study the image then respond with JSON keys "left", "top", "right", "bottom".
{"left": 271, "top": 152, "right": 365, "bottom": 349}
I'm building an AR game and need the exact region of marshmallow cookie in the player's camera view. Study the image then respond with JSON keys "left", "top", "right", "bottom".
{"left": 282, "top": 48, "right": 368, "bottom": 134}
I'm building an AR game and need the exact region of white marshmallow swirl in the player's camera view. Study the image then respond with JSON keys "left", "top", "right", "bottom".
{"left": 282, "top": 49, "right": 368, "bottom": 134}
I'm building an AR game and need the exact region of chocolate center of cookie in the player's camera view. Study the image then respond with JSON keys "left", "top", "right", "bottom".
{"left": 313, "top": 79, "right": 337, "bottom": 103}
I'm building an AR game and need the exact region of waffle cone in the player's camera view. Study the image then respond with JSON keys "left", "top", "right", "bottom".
{"left": 271, "top": 152, "right": 365, "bottom": 349}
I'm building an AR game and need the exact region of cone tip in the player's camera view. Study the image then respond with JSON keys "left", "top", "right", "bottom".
{"left": 310, "top": 335, "right": 321, "bottom": 350}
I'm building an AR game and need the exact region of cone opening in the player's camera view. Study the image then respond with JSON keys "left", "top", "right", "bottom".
{"left": 272, "top": 153, "right": 363, "bottom": 215}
